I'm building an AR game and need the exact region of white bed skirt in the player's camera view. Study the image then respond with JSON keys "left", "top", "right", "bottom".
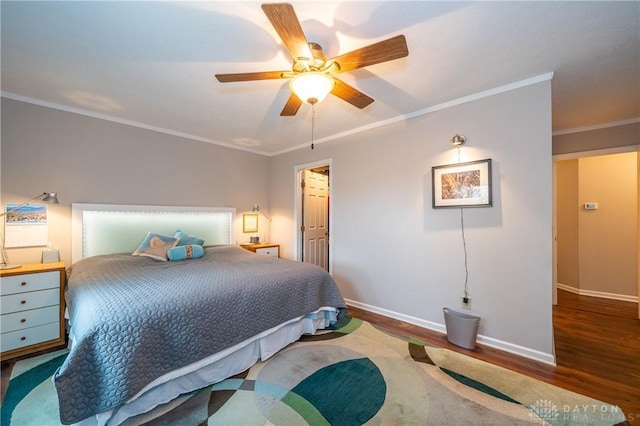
{"left": 71, "top": 307, "right": 339, "bottom": 426}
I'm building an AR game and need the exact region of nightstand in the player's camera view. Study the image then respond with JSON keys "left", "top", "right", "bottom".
{"left": 1, "top": 262, "right": 66, "bottom": 360}
{"left": 240, "top": 243, "right": 280, "bottom": 258}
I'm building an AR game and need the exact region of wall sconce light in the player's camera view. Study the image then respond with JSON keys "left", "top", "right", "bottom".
{"left": 451, "top": 134, "right": 466, "bottom": 146}
{"left": 1, "top": 192, "right": 59, "bottom": 269}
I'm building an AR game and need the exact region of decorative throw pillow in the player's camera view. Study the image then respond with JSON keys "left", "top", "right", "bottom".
{"left": 132, "top": 232, "right": 179, "bottom": 261}
{"left": 174, "top": 230, "right": 205, "bottom": 246}
{"left": 167, "top": 244, "right": 204, "bottom": 261}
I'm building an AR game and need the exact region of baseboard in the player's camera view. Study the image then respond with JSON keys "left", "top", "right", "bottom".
{"left": 346, "top": 298, "right": 447, "bottom": 334}
{"left": 344, "top": 298, "right": 556, "bottom": 366}
{"left": 557, "top": 283, "right": 638, "bottom": 303}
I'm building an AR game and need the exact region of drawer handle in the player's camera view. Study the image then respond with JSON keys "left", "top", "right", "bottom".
{"left": 20, "top": 300, "right": 27, "bottom": 305}
{"left": 21, "top": 281, "right": 27, "bottom": 286}
{"left": 20, "top": 336, "right": 26, "bottom": 341}
{"left": 20, "top": 318, "right": 27, "bottom": 323}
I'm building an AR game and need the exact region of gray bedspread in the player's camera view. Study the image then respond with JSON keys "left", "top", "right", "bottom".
{"left": 54, "top": 245, "right": 346, "bottom": 424}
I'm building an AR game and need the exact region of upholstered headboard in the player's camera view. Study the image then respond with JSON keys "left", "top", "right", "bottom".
{"left": 71, "top": 203, "right": 235, "bottom": 264}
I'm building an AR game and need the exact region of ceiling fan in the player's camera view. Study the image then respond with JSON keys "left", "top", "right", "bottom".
{"left": 215, "top": 3, "right": 409, "bottom": 116}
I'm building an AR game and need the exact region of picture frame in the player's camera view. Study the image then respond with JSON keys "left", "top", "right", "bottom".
{"left": 3, "top": 203, "right": 49, "bottom": 247}
{"left": 242, "top": 213, "right": 258, "bottom": 233}
{"left": 432, "top": 159, "right": 492, "bottom": 208}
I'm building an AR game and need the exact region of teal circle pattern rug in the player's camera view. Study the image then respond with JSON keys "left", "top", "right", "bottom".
{"left": 1, "top": 317, "right": 627, "bottom": 425}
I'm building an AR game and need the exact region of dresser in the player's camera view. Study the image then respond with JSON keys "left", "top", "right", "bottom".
{"left": 240, "top": 243, "right": 280, "bottom": 258}
{"left": 1, "top": 262, "right": 66, "bottom": 360}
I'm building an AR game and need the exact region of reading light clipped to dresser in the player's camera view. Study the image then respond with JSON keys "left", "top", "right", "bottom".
{"left": 0, "top": 262, "right": 66, "bottom": 360}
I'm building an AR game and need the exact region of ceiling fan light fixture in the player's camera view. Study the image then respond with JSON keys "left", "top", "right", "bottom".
{"left": 289, "top": 72, "right": 334, "bottom": 105}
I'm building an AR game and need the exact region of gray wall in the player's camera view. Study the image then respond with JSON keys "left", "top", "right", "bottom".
{"left": 1, "top": 98, "right": 270, "bottom": 266}
{"left": 269, "top": 81, "right": 555, "bottom": 362}
{"left": 553, "top": 122, "right": 639, "bottom": 155}
{"left": 2, "top": 80, "right": 555, "bottom": 362}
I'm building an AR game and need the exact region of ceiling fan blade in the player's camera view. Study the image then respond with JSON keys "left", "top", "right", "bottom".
{"left": 280, "top": 93, "right": 303, "bottom": 116}
{"left": 215, "top": 71, "right": 288, "bottom": 83}
{"left": 262, "top": 3, "right": 313, "bottom": 61}
{"left": 331, "top": 35, "right": 408, "bottom": 73}
{"left": 331, "top": 78, "right": 374, "bottom": 109}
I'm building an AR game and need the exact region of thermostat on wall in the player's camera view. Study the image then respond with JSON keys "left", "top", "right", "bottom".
{"left": 584, "top": 202, "right": 598, "bottom": 210}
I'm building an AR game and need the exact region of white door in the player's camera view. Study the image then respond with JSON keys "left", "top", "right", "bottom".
{"left": 302, "top": 169, "right": 329, "bottom": 270}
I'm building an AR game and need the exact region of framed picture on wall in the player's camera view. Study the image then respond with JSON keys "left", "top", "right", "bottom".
{"left": 242, "top": 213, "right": 258, "bottom": 233}
{"left": 432, "top": 159, "right": 492, "bottom": 208}
{"left": 3, "top": 203, "right": 49, "bottom": 247}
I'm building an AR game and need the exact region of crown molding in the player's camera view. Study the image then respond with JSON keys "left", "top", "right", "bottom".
{"left": 552, "top": 118, "right": 640, "bottom": 136}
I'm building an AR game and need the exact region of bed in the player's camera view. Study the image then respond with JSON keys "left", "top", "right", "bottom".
{"left": 54, "top": 203, "right": 346, "bottom": 425}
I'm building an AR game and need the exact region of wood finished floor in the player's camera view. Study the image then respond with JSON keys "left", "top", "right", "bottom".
{"left": 2, "top": 290, "right": 639, "bottom": 424}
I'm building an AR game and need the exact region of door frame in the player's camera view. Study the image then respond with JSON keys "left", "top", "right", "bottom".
{"left": 552, "top": 145, "right": 639, "bottom": 315}
{"left": 294, "top": 159, "right": 333, "bottom": 274}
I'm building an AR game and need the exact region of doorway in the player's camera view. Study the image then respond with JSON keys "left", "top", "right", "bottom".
{"left": 295, "top": 160, "right": 331, "bottom": 272}
{"left": 553, "top": 148, "right": 639, "bottom": 318}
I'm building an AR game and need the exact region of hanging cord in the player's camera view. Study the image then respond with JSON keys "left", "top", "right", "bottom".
{"left": 457, "top": 146, "right": 469, "bottom": 298}
{"left": 311, "top": 103, "right": 316, "bottom": 150}
{"left": 460, "top": 208, "right": 469, "bottom": 298}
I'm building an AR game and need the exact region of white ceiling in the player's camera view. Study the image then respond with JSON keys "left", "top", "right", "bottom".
{"left": 2, "top": 1, "right": 639, "bottom": 155}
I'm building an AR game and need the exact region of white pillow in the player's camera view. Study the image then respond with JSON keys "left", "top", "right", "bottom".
{"left": 132, "top": 232, "right": 179, "bottom": 261}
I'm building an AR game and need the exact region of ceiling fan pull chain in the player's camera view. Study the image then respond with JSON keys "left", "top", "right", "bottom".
{"left": 311, "top": 103, "right": 316, "bottom": 150}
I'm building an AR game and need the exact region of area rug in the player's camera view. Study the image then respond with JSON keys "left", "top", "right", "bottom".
{"left": 2, "top": 316, "right": 627, "bottom": 425}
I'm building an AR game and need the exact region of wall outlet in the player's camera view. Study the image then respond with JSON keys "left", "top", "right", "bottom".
{"left": 462, "top": 296, "right": 471, "bottom": 310}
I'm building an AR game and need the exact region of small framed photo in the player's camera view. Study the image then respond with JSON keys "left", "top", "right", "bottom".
{"left": 432, "top": 159, "right": 492, "bottom": 208}
{"left": 242, "top": 213, "right": 258, "bottom": 233}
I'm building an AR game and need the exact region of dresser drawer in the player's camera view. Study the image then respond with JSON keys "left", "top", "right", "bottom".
{"left": 1, "top": 322, "right": 60, "bottom": 352}
{"left": 255, "top": 247, "right": 279, "bottom": 257}
{"left": 1, "top": 305, "right": 59, "bottom": 333}
{"left": 1, "top": 263, "right": 65, "bottom": 360}
{"left": 0, "top": 271, "right": 59, "bottom": 296}
{"left": 1, "top": 288, "right": 60, "bottom": 314}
